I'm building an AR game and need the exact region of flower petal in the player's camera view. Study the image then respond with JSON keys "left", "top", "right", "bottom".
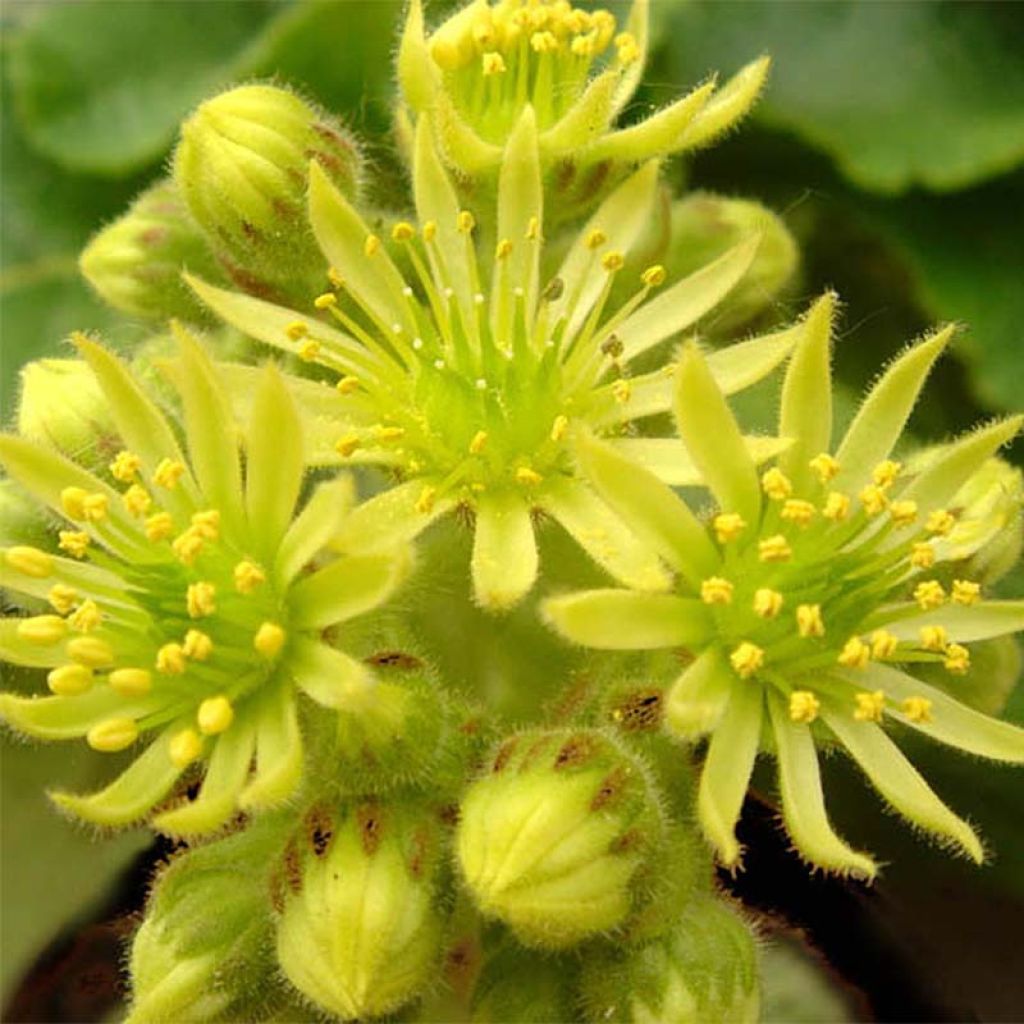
{"left": 497, "top": 105, "right": 542, "bottom": 315}
{"left": 397, "top": 0, "right": 438, "bottom": 112}
{"left": 866, "top": 600, "right": 1024, "bottom": 643}
{"left": 0, "top": 686, "right": 161, "bottom": 739}
{"left": 1, "top": 552, "right": 129, "bottom": 609}
{"left": 543, "top": 590, "right": 710, "bottom": 650}
{"left": 767, "top": 693, "right": 877, "bottom": 879}
{"left": 472, "top": 490, "right": 538, "bottom": 611}
{"left": 610, "top": 435, "right": 790, "bottom": 488}
{"left": 540, "top": 70, "right": 618, "bottom": 154}
{"left": 680, "top": 56, "right": 771, "bottom": 151}
{"left": 238, "top": 677, "right": 302, "bottom": 811}
{"left": 275, "top": 477, "right": 355, "bottom": 586}
{"left": 663, "top": 647, "right": 733, "bottom": 741}
{"left": 290, "top": 638, "right": 374, "bottom": 710}
{"left": 706, "top": 316, "right": 807, "bottom": 396}
{"left": 0, "top": 619, "right": 70, "bottom": 668}
{"left": 609, "top": 0, "right": 648, "bottom": 116}
{"left": 331, "top": 479, "right": 453, "bottom": 555}
{"left": 824, "top": 707, "right": 983, "bottom": 862}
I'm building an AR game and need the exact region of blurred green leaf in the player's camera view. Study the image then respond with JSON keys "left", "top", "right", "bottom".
{"left": 666, "top": 2, "right": 1024, "bottom": 194}
{"left": 760, "top": 934, "right": 857, "bottom": 1024}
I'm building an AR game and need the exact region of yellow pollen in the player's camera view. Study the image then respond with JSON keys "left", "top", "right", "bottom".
{"left": 469, "top": 430, "right": 489, "bottom": 455}
{"left": 376, "top": 425, "right": 406, "bottom": 443}
{"left": 611, "top": 379, "right": 631, "bottom": 403}
{"left": 919, "top": 625, "right": 948, "bottom": 652}
{"left": 82, "top": 493, "right": 109, "bottom": 522}
{"left": 615, "top": 30, "right": 639, "bottom": 64}
{"left": 926, "top": 509, "right": 955, "bottom": 536}
{"left": 327, "top": 266, "right": 345, "bottom": 288}
{"left": 761, "top": 467, "right": 792, "bottom": 501}
{"left": 298, "top": 340, "right": 321, "bottom": 362}
{"left": 156, "top": 642, "right": 187, "bottom": 675}
{"left": 145, "top": 512, "right": 174, "bottom": 542}
{"left": 58, "top": 531, "right": 89, "bottom": 558}
{"left": 796, "top": 604, "right": 825, "bottom": 638}
{"left": 781, "top": 499, "right": 816, "bottom": 527}
{"left": 285, "top": 320, "right": 309, "bottom": 341}
{"left": 364, "top": 234, "right": 381, "bottom": 257}
{"left": 169, "top": 728, "right": 204, "bottom": 768}
{"left": 859, "top": 485, "right": 888, "bottom": 516}
{"left": 234, "top": 560, "right": 266, "bottom": 594}
{"left": 67, "top": 635, "right": 114, "bottom": 668}
{"left": 571, "top": 33, "right": 596, "bottom": 56}
{"left": 172, "top": 528, "right": 205, "bottom": 566}
{"left": 758, "top": 534, "right": 792, "bottom": 563}
{"left": 415, "top": 485, "right": 437, "bottom": 515}
{"left": 753, "top": 588, "right": 783, "bottom": 619}
{"left": 550, "top": 415, "right": 569, "bottom": 442}
{"left": 913, "top": 580, "right": 946, "bottom": 610}
{"left": 183, "top": 629, "right": 213, "bottom": 661}
{"left": 197, "top": 696, "right": 234, "bottom": 735}
{"left": 822, "top": 491, "right": 851, "bottom": 521}
{"left": 17, "top": 615, "right": 67, "bottom": 645}
{"left": 530, "top": 29, "right": 558, "bottom": 52}
{"left": 457, "top": 210, "right": 476, "bottom": 234}
{"left": 495, "top": 238, "right": 513, "bottom": 260}
{"left": 109, "top": 450, "right": 141, "bottom": 482}
{"left": 889, "top": 499, "right": 918, "bottom": 527}
{"left": 391, "top": 221, "right": 416, "bottom": 242}
{"left": 422, "top": 221, "right": 437, "bottom": 242}
{"left": 335, "top": 434, "right": 362, "bottom": 458}
{"left": 910, "top": 542, "right": 936, "bottom": 569}
{"left": 944, "top": 643, "right": 971, "bottom": 675}
{"left": 122, "top": 484, "right": 152, "bottom": 517}
{"left": 314, "top": 292, "right": 337, "bottom": 309}
{"left": 837, "top": 636, "right": 870, "bottom": 669}
{"left": 641, "top": 265, "right": 666, "bottom": 287}
{"left": 47, "top": 663, "right": 93, "bottom": 696}
{"left": 789, "top": 690, "right": 820, "bottom": 724}
{"left": 515, "top": 466, "right": 543, "bottom": 487}
{"left": 872, "top": 460, "right": 902, "bottom": 488}
{"left": 951, "top": 579, "right": 981, "bottom": 606}
{"left": 109, "top": 668, "right": 152, "bottom": 697}
{"left": 47, "top": 584, "right": 78, "bottom": 615}
{"left": 601, "top": 251, "right": 625, "bottom": 272}
{"left": 901, "top": 696, "right": 933, "bottom": 723}
{"left": 482, "top": 50, "right": 506, "bottom": 75}
{"left": 700, "top": 577, "right": 734, "bottom": 605}
{"left": 713, "top": 513, "right": 746, "bottom": 543}
{"left": 336, "top": 375, "right": 359, "bottom": 395}
{"left": 191, "top": 509, "right": 221, "bottom": 540}
{"left": 854, "top": 690, "right": 886, "bottom": 723}
{"left": 186, "top": 581, "right": 216, "bottom": 619}
{"left": 870, "top": 629, "right": 899, "bottom": 659}
{"left": 153, "top": 458, "right": 186, "bottom": 490}
{"left": 60, "top": 486, "right": 88, "bottom": 519}
{"left": 68, "top": 599, "right": 102, "bottom": 633}
{"left": 87, "top": 718, "right": 138, "bottom": 753}
{"left": 5, "top": 546, "right": 54, "bottom": 578}
{"left": 586, "top": 229, "right": 607, "bottom": 250}
{"left": 809, "top": 453, "right": 840, "bottom": 483}
{"left": 730, "top": 642, "right": 764, "bottom": 679}
{"left": 254, "top": 622, "right": 286, "bottom": 658}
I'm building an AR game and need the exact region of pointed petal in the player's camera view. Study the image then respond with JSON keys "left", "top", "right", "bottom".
{"left": 610, "top": 435, "right": 790, "bottom": 487}
{"left": 290, "top": 638, "right": 374, "bottom": 709}
{"left": 824, "top": 708, "right": 983, "bottom": 862}
{"left": 706, "top": 317, "right": 805, "bottom": 395}
{"left": 681, "top": 57, "right": 771, "bottom": 151}
{"left": 497, "top": 105, "right": 542, "bottom": 313}
{"left": 866, "top": 600, "right": 1024, "bottom": 644}
{"left": 275, "top": 476, "right": 355, "bottom": 586}
{"left": 0, "top": 686, "right": 161, "bottom": 739}
{"left": 50, "top": 726, "right": 184, "bottom": 827}
{"left": 834, "top": 326, "right": 953, "bottom": 490}
{"left": 331, "top": 479, "right": 453, "bottom": 555}
{"left": 540, "top": 70, "right": 618, "bottom": 154}
{"left": 609, "top": 0, "right": 648, "bottom": 116}
{"left": 663, "top": 647, "right": 733, "bottom": 741}
{"left": 619, "top": 235, "right": 761, "bottom": 362}
{"left": 674, "top": 343, "right": 761, "bottom": 523}
{"left": 238, "top": 678, "right": 302, "bottom": 810}
{"left": 776, "top": 293, "right": 837, "bottom": 488}
{"left": 431, "top": 95, "right": 503, "bottom": 174}
{"left": 1, "top": 553, "right": 129, "bottom": 609}
{"left": 289, "top": 548, "right": 410, "bottom": 629}
{"left": 397, "top": 0, "right": 438, "bottom": 111}
{"left": 543, "top": 590, "right": 710, "bottom": 650}
{"left": 767, "top": 693, "right": 877, "bottom": 878}
{"left": 539, "top": 477, "right": 671, "bottom": 592}
{"left": 0, "top": 619, "right": 69, "bottom": 667}
{"left": 472, "top": 490, "right": 538, "bottom": 610}
{"left": 698, "top": 683, "right": 763, "bottom": 866}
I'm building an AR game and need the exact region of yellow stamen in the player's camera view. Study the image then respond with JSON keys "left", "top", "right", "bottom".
{"left": 713, "top": 513, "right": 747, "bottom": 543}
{"left": 809, "top": 453, "right": 840, "bottom": 484}
{"left": 109, "top": 450, "right": 141, "bottom": 482}
{"left": 901, "top": 696, "right": 933, "bottom": 723}
{"left": 944, "top": 643, "right": 970, "bottom": 675}
{"left": 730, "top": 642, "right": 764, "bottom": 679}
{"left": 109, "top": 668, "right": 152, "bottom": 697}
{"left": 254, "top": 622, "right": 286, "bottom": 658}
{"left": 469, "top": 430, "right": 489, "bottom": 455}
{"left": 17, "top": 615, "right": 67, "bottom": 645}
{"left": 422, "top": 221, "right": 437, "bottom": 243}
{"left": 285, "top": 320, "right": 309, "bottom": 341}
{"left": 585, "top": 229, "right": 607, "bottom": 250}
{"left": 700, "top": 577, "right": 734, "bottom": 606}
{"left": 376, "top": 425, "right": 406, "bottom": 443}
{"left": 859, "top": 484, "right": 888, "bottom": 516}
{"left": 415, "top": 486, "right": 437, "bottom": 515}
{"left": 761, "top": 467, "right": 792, "bottom": 501}
{"left": 60, "top": 486, "right": 88, "bottom": 519}
{"left": 183, "top": 629, "right": 213, "bottom": 661}
{"left": 796, "top": 603, "right": 825, "bottom": 638}
{"left": 197, "top": 695, "right": 234, "bottom": 735}
{"left": 87, "top": 718, "right": 138, "bottom": 753}
{"left": 758, "top": 534, "right": 792, "bottom": 563}
{"left": 122, "top": 483, "right": 152, "bottom": 517}
{"left": 515, "top": 466, "right": 543, "bottom": 487}
{"left": 234, "top": 560, "right": 266, "bottom": 594}
{"left": 391, "top": 221, "right": 416, "bottom": 242}
{"left": 530, "top": 29, "right": 558, "bottom": 52}
{"left": 172, "top": 528, "right": 205, "bottom": 566}
{"left": 822, "top": 491, "right": 851, "bottom": 521}
{"left": 186, "top": 581, "right": 216, "bottom": 619}
{"left": 550, "top": 415, "right": 569, "bottom": 443}
{"left": 919, "top": 625, "right": 948, "bottom": 652}
{"left": 169, "top": 728, "right": 203, "bottom": 768}
{"left": 753, "top": 588, "right": 783, "bottom": 619}
{"left": 68, "top": 599, "right": 102, "bottom": 633}
{"left": 889, "top": 499, "right": 918, "bottom": 527}
{"left": 47, "top": 584, "right": 78, "bottom": 615}
{"left": 854, "top": 690, "right": 886, "bottom": 723}
{"left": 789, "top": 690, "right": 820, "bottom": 724}
{"left": 82, "top": 493, "right": 109, "bottom": 522}
{"left": 47, "top": 664, "right": 93, "bottom": 696}
{"left": 641, "top": 265, "right": 666, "bottom": 287}
{"left": 837, "top": 636, "right": 870, "bottom": 669}
{"left": 58, "top": 531, "right": 89, "bottom": 558}
{"left": 5, "top": 546, "right": 54, "bottom": 578}
{"left": 781, "top": 499, "right": 816, "bottom": 527}
{"left": 951, "top": 579, "right": 981, "bottom": 606}
{"left": 910, "top": 542, "right": 935, "bottom": 569}
{"left": 335, "top": 434, "right": 362, "bottom": 457}
{"left": 314, "top": 292, "right": 337, "bottom": 310}
{"left": 145, "top": 512, "right": 174, "bottom": 542}
{"left": 364, "top": 234, "right": 381, "bottom": 257}
{"left": 191, "top": 509, "right": 221, "bottom": 540}
{"left": 495, "top": 238, "right": 513, "bottom": 260}
{"left": 870, "top": 629, "right": 899, "bottom": 659}
{"left": 872, "top": 460, "right": 902, "bottom": 488}
{"left": 336, "top": 375, "right": 359, "bottom": 395}
{"left": 67, "top": 636, "right": 114, "bottom": 668}
{"left": 153, "top": 458, "right": 186, "bottom": 489}
{"left": 457, "top": 210, "right": 475, "bottom": 234}
{"left": 601, "top": 251, "right": 625, "bottom": 272}
{"left": 482, "top": 50, "right": 506, "bottom": 75}
{"left": 926, "top": 509, "right": 955, "bottom": 536}
{"left": 298, "top": 340, "right": 321, "bottom": 362}
{"left": 156, "top": 642, "right": 187, "bottom": 675}
{"left": 615, "top": 30, "right": 639, "bottom": 64}
{"left": 913, "top": 580, "right": 946, "bottom": 610}
{"left": 611, "top": 379, "right": 631, "bottom": 404}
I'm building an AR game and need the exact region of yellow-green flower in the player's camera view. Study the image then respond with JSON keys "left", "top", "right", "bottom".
{"left": 188, "top": 112, "right": 799, "bottom": 610}
{"left": 0, "top": 330, "right": 408, "bottom": 835}
{"left": 545, "top": 294, "right": 1024, "bottom": 878}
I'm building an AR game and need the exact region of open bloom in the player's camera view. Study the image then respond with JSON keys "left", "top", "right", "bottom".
{"left": 189, "top": 111, "right": 798, "bottom": 611}
{"left": 545, "top": 294, "right": 1024, "bottom": 877}
{"left": 0, "top": 330, "right": 407, "bottom": 835}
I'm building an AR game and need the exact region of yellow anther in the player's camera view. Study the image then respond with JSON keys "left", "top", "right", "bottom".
{"left": 67, "top": 635, "right": 114, "bottom": 668}
{"left": 17, "top": 615, "right": 67, "bottom": 645}
{"left": 145, "top": 512, "right": 174, "bottom": 542}
{"left": 901, "top": 696, "right": 933, "bottom": 723}
{"left": 951, "top": 579, "right": 981, "bottom": 606}
{"left": 298, "top": 340, "right": 321, "bottom": 362}
{"left": 82, "top": 493, "right": 109, "bottom": 522}
{"left": 376, "top": 425, "right": 406, "bottom": 443}
{"left": 327, "top": 266, "right": 345, "bottom": 288}
{"left": 550, "top": 415, "right": 569, "bottom": 443}
{"left": 172, "top": 528, "right": 205, "bottom": 566}
{"left": 364, "top": 234, "right": 381, "bottom": 257}
{"left": 314, "top": 292, "right": 337, "bottom": 310}
{"left": 889, "top": 499, "right": 918, "bottom": 527}
{"left": 526, "top": 216, "right": 541, "bottom": 241}
{"left": 601, "top": 250, "right": 625, "bottom": 272}
{"left": 758, "top": 534, "right": 792, "bottom": 563}
{"left": 58, "top": 531, "right": 89, "bottom": 558}
{"left": 69, "top": 599, "right": 102, "bottom": 633}
{"left": 615, "top": 30, "right": 639, "bottom": 64}
{"left": 761, "top": 467, "right": 792, "bottom": 501}
{"left": 913, "top": 580, "right": 946, "bottom": 610}
{"left": 854, "top": 690, "right": 886, "bottom": 723}
{"left": 422, "top": 221, "right": 437, "bottom": 242}
{"left": 254, "top": 622, "right": 286, "bottom": 659}
{"left": 753, "top": 588, "right": 784, "bottom": 619}
{"left": 183, "top": 629, "right": 213, "bottom": 661}
{"left": 641, "top": 265, "right": 666, "bottom": 288}
{"left": 495, "top": 238, "right": 514, "bottom": 260}
{"left": 285, "top": 320, "right": 309, "bottom": 341}
{"left": 190, "top": 509, "right": 221, "bottom": 540}
{"left": 469, "top": 430, "right": 489, "bottom": 455}
{"left": 781, "top": 499, "right": 816, "bottom": 527}
{"left": 870, "top": 629, "right": 899, "bottom": 659}
{"left": 796, "top": 604, "right": 825, "bottom": 638}
{"left": 60, "top": 486, "right": 89, "bottom": 519}
{"left": 109, "top": 668, "right": 152, "bottom": 697}
{"left": 611, "top": 379, "right": 631, "bottom": 404}
{"left": 186, "top": 581, "right": 216, "bottom": 619}
{"left": 586, "top": 228, "right": 607, "bottom": 250}
{"left": 153, "top": 458, "right": 186, "bottom": 489}
{"left": 530, "top": 29, "right": 558, "bottom": 52}
{"left": 910, "top": 542, "right": 936, "bottom": 569}
{"left": 515, "top": 466, "right": 543, "bottom": 487}
{"left": 837, "top": 636, "right": 870, "bottom": 669}
{"left": 482, "top": 50, "right": 506, "bottom": 75}
{"left": 571, "top": 33, "right": 596, "bottom": 56}
{"left": 391, "top": 221, "right": 416, "bottom": 242}
{"left": 789, "top": 690, "right": 820, "bottom": 724}
{"left": 169, "top": 728, "right": 203, "bottom": 768}
{"left": 234, "top": 560, "right": 266, "bottom": 594}
{"left": 336, "top": 375, "right": 360, "bottom": 395}
{"left": 730, "top": 642, "right": 764, "bottom": 680}
{"left": 457, "top": 210, "right": 476, "bottom": 234}
{"left": 47, "top": 584, "right": 78, "bottom": 615}
{"left": 944, "top": 643, "right": 971, "bottom": 675}
{"left": 109, "top": 450, "right": 141, "bottom": 482}
{"left": 197, "top": 695, "right": 234, "bottom": 736}
{"left": 700, "top": 577, "right": 734, "bottom": 606}
{"left": 415, "top": 485, "right": 437, "bottom": 515}
{"left": 335, "top": 434, "right": 362, "bottom": 457}
{"left": 859, "top": 484, "right": 888, "bottom": 516}
{"left": 809, "top": 453, "right": 840, "bottom": 484}
{"left": 926, "top": 508, "right": 955, "bottom": 536}
{"left": 156, "top": 642, "right": 187, "bottom": 675}
{"left": 87, "top": 718, "right": 138, "bottom": 753}
{"left": 919, "top": 625, "right": 948, "bottom": 652}
{"left": 872, "top": 460, "right": 902, "bottom": 488}
{"left": 822, "top": 491, "right": 851, "bottom": 521}
{"left": 47, "top": 664, "right": 93, "bottom": 697}
{"left": 122, "top": 483, "right": 152, "bottom": 518}
{"left": 713, "top": 513, "right": 747, "bottom": 544}
{"left": 5, "top": 546, "right": 54, "bottom": 578}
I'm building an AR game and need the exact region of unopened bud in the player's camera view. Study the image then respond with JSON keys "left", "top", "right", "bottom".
{"left": 471, "top": 942, "right": 577, "bottom": 1022}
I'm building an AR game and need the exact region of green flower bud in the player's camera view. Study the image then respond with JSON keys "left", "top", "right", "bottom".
{"left": 456, "top": 728, "right": 664, "bottom": 948}
{"left": 0, "top": 478, "right": 51, "bottom": 547}
{"left": 580, "top": 894, "right": 761, "bottom": 1024}
{"left": 174, "top": 83, "right": 362, "bottom": 301}
{"left": 274, "top": 800, "right": 446, "bottom": 1020}
{"left": 948, "top": 456, "right": 1022, "bottom": 584}
{"left": 79, "top": 180, "right": 224, "bottom": 321}
{"left": 471, "top": 942, "right": 578, "bottom": 1022}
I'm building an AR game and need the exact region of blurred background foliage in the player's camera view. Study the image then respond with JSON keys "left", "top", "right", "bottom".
{"left": 1, "top": 0, "right": 1022, "bottom": 1019}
